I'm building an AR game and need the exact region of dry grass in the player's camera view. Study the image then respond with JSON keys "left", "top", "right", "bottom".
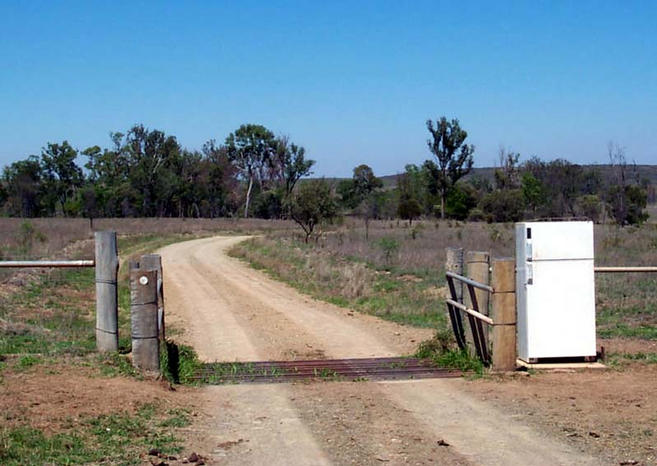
{"left": 0, "top": 217, "right": 295, "bottom": 261}
{"left": 321, "top": 219, "right": 515, "bottom": 273}
{"left": 234, "top": 218, "right": 657, "bottom": 342}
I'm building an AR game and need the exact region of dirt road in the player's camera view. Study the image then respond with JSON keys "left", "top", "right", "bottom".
{"left": 160, "top": 236, "right": 607, "bottom": 465}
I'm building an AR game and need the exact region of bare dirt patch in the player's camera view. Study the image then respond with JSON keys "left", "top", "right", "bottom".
{"left": 0, "top": 365, "right": 191, "bottom": 432}
{"left": 0, "top": 363, "right": 211, "bottom": 463}
{"left": 601, "top": 337, "right": 657, "bottom": 355}
{"left": 463, "top": 360, "right": 657, "bottom": 465}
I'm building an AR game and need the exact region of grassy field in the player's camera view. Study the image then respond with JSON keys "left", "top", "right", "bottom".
{"left": 230, "top": 219, "right": 657, "bottom": 363}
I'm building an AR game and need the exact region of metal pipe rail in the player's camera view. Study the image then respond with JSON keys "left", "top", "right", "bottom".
{"left": 595, "top": 266, "right": 657, "bottom": 273}
{"left": 445, "top": 298, "right": 494, "bottom": 325}
{"left": 0, "top": 260, "right": 95, "bottom": 268}
{"left": 445, "top": 271, "right": 494, "bottom": 293}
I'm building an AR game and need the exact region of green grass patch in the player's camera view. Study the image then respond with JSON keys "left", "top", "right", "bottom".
{"left": 597, "top": 303, "right": 657, "bottom": 340}
{"left": 0, "top": 267, "right": 98, "bottom": 358}
{"left": 160, "top": 340, "right": 203, "bottom": 385}
{"left": 16, "top": 355, "right": 41, "bottom": 370}
{"left": 599, "top": 324, "right": 657, "bottom": 340}
{"left": 606, "top": 351, "right": 657, "bottom": 368}
{"left": 415, "top": 329, "right": 485, "bottom": 374}
{"left": 0, "top": 402, "right": 188, "bottom": 465}
{"left": 97, "top": 352, "right": 140, "bottom": 378}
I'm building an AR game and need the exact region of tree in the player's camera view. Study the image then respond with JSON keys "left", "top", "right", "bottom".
{"left": 337, "top": 179, "right": 359, "bottom": 209}
{"left": 494, "top": 147, "right": 521, "bottom": 190}
{"left": 347, "top": 164, "right": 383, "bottom": 238}
{"left": 445, "top": 183, "right": 477, "bottom": 220}
{"left": 336, "top": 164, "right": 382, "bottom": 213}
{"left": 2, "top": 156, "right": 44, "bottom": 217}
{"left": 40, "top": 141, "right": 83, "bottom": 215}
{"left": 287, "top": 179, "right": 338, "bottom": 243}
{"left": 398, "top": 197, "right": 422, "bottom": 225}
{"left": 426, "top": 117, "right": 475, "bottom": 219}
{"left": 123, "top": 125, "right": 181, "bottom": 217}
{"left": 523, "top": 157, "right": 586, "bottom": 217}
{"left": 607, "top": 185, "right": 648, "bottom": 225}
{"left": 272, "top": 136, "right": 315, "bottom": 197}
{"left": 82, "top": 135, "right": 131, "bottom": 217}
{"left": 397, "top": 166, "right": 423, "bottom": 225}
{"left": 604, "top": 142, "right": 648, "bottom": 225}
{"left": 225, "top": 124, "right": 276, "bottom": 218}
{"left": 201, "top": 140, "right": 239, "bottom": 217}
{"left": 352, "top": 164, "right": 382, "bottom": 199}
{"left": 521, "top": 172, "right": 545, "bottom": 215}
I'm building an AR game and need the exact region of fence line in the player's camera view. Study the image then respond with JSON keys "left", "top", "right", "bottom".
{"left": 0, "top": 260, "right": 94, "bottom": 268}
{"left": 595, "top": 266, "right": 657, "bottom": 273}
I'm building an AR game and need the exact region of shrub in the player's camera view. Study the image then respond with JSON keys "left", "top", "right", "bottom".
{"left": 377, "top": 237, "right": 400, "bottom": 268}
{"left": 479, "top": 189, "right": 525, "bottom": 222}
{"left": 16, "top": 221, "right": 47, "bottom": 258}
{"left": 575, "top": 194, "right": 603, "bottom": 223}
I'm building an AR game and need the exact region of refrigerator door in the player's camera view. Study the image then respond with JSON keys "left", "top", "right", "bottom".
{"left": 524, "top": 221, "right": 594, "bottom": 261}
{"left": 524, "top": 258, "right": 596, "bottom": 358}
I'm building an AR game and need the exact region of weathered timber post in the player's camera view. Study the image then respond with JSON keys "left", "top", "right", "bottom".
{"left": 465, "top": 251, "right": 490, "bottom": 350}
{"left": 141, "top": 254, "right": 165, "bottom": 340}
{"left": 491, "top": 258, "right": 516, "bottom": 371}
{"left": 130, "top": 268, "right": 160, "bottom": 372}
{"left": 445, "top": 247, "right": 464, "bottom": 303}
{"left": 95, "top": 231, "right": 119, "bottom": 352}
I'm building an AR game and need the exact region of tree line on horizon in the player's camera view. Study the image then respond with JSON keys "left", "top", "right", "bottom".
{"left": 0, "top": 118, "right": 651, "bottom": 237}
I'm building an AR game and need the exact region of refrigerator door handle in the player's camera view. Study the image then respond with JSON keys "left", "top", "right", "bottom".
{"left": 526, "top": 263, "right": 533, "bottom": 285}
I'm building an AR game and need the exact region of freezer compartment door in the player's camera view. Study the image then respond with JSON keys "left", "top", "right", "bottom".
{"left": 524, "top": 259, "right": 596, "bottom": 359}
{"left": 522, "top": 221, "right": 594, "bottom": 261}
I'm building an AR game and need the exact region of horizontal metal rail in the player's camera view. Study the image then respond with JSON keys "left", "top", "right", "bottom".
{"left": 0, "top": 260, "right": 95, "bottom": 268}
{"left": 595, "top": 266, "right": 657, "bottom": 273}
{"left": 445, "top": 298, "right": 494, "bottom": 325}
{"left": 446, "top": 271, "right": 494, "bottom": 293}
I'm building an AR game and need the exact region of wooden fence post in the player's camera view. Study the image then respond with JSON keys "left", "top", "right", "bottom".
{"left": 445, "top": 247, "right": 464, "bottom": 302}
{"left": 491, "top": 258, "right": 516, "bottom": 371}
{"left": 465, "top": 251, "right": 490, "bottom": 350}
{"left": 141, "top": 254, "right": 165, "bottom": 340}
{"left": 130, "top": 268, "right": 160, "bottom": 372}
{"left": 95, "top": 231, "right": 119, "bottom": 352}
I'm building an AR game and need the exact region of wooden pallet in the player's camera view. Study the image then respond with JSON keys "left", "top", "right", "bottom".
{"left": 516, "top": 359, "right": 606, "bottom": 370}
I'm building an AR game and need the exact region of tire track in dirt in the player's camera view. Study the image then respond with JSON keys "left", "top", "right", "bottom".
{"left": 160, "top": 236, "right": 607, "bottom": 465}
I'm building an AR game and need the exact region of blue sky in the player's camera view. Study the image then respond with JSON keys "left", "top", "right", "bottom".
{"left": 1, "top": 1, "right": 655, "bottom": 177}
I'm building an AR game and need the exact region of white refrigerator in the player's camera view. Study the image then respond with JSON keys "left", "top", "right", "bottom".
{"left": 515, "top": 221, "right": 597, "bottom": 362}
